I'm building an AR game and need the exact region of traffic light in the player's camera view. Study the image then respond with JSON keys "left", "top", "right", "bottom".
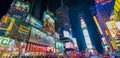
{"left": 1, "top": 15, "right": 8, "bottom": 24}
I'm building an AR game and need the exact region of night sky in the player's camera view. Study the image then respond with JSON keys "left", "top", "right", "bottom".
{"left": 0, "top": 0, "right": 103, "bottom": 53}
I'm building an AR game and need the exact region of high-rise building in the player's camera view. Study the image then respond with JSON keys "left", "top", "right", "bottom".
{"left": 90, "top": 6, "right": 109, "bottom": 52}
{"left": 92, "top": 0, "right": 115, "bottom": 52}
{"left": 56, "top": 6, "right": 71, "bottom": 35}
{"left": 80, "top": 17, "right": 93, "bottom": 52}
{"left": 56, "top": 6, "right": 76, "bottom": 57}
{"left": 110, "top": 0, "right": 120, "bottom": 51}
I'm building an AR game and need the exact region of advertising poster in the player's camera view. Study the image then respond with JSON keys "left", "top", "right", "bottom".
{"left": 8, "top": 0, "right": 30, "bottom": 19}
{"left": 0, "top": 36, "right": 15, "bottom": 47}
{"left": 106, "top": 21, "right": 119, "bottom": 39}
{"left": 0, "top": 15, "right": 14, "bottom": 36}
{"left": 8, "top": 17, "right": 31, "bottom": 40}
{"left": 42, "top": 11, "right": 55, "bottom": 35}
{"left": 25, "top": 42, "right": 47, "bottom": 52}
{"left": 65, "top": 42, "right": 74, "bottom": 49}
{"left": 29, "top": 27, "right": 55, "bottom": 46}
{"left": 26, "top": 14, "right": 42, "bottom": 29}
{"left": 95, "top": 0, "right": 112, "bottom": 5}
{"left": 56, "top": 41, "right": 64, "bottom": 53}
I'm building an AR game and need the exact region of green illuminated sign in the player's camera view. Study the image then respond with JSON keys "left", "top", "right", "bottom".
{"left": 0, "top": 36, "right": 11, "bottom": 46}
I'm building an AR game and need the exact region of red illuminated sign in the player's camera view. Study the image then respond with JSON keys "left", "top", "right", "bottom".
{"left": 25, "top": 43, "right": 47, "bottom": 52}
{"left": 47, "top": 46, "right": 54, "bottom": 53}
{"left": 96, "top": 0, "right": 112, "bottom": 5}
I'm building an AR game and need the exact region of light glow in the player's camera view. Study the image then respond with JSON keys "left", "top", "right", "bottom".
{"left": 81, "top": 18, "right": 93, "bottom": 51}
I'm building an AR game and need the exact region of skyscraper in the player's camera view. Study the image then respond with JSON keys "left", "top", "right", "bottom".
{"left": 80, "top": 17, "right": 93, "bottom": 52}
{"left": 92, "top": 0, "right": 115, "bottom": 52}
{"left": 56, "top": 6, "right": 71, "bottom": 35}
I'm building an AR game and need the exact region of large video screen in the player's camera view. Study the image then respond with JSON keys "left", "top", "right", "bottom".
{"left": 8, "top": 17, "right": 31, "bottom": 40}
{"left": 29, "top": 27, "right": 55, "bottom": 46}
{"left": 26, "top": 14, "right": 42, "bottom": 29}
{"left": 42, "top": 11, "right": 55, "bottom": 35}
{"left": 8, "top": 0, "right": 30, "bottom": 19}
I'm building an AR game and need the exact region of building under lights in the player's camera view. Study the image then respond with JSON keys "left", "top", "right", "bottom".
{"left": 91, "top": 0, "right": 115, "bottom": 52}
{"left": 80, "top": 17, "right": 93, "bottom": 52}
{"left": 113, "top": 0, "right": 120, "bottom": 21}
{"left": 110, "top": 0, "right": 120, "bottom": 51}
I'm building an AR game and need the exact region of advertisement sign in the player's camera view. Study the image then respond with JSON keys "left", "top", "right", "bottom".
{"left": 72, "top": 38, "right": 78, "bottom": 48}
{"left": 47, "top": 46, "right": 54, "bottom": 53}
{"left": 0, "top": 15, "right": 8, "bottom": 29}
{"left": 110, "top": 39, "right": 117, "bottom": 50}
{"left": 26, "top": 14, "right": 42, "bottom": 29}
{"left": 25, "top": 42, "right": 47, "bottom": 52}
{"left": 8, "top": 17, "right": 31, "bottom": 40}
{"left": 65, "top": 42, "right": 74, "bottom": 49}
{"left": 0, "top": 36, "right": 14, "bottom": 47}
{"left": 29, "top": 27, "right": 55, "bottom": 46}
{"left": 106, "top": 21, "right": 119, "bottom": 39}
{"left": 42, "top": 11, "right": 55, "bottom": 35}
{"left": 116, "top": 21, "right": 120, "bottom": 31}
{"left": 56, "top": 41, "right": 64, "bottom": 52}
{"left": 95, "top": 0, "right": 112, "bottom": 5}
{"left": 63, "top": 30, "right": 70, "bottom": 38}
{"left": 0, "top": 15, "right": 14, "bottom": 36}
{"left": 8, "top": 0, "right": 30, "bottom": 19}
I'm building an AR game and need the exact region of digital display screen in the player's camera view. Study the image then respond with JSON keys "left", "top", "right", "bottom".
{"left": 29, "top": 27, "right": 55, "bottom": 46}
{"left": 8, "top": 0, "right": 30, "bottom": 19}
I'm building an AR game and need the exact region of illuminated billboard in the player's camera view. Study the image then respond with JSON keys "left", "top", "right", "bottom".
{"left": 110, "top": 39, "right": 117, "bottom": 50}
{"left": 65, "top": 42, "right": 74, "bottom": 49}
{"left": 116, "top": 21, "right": 120, "bottom": 30}
{"left": 8, "top": 17, "right": 31, "bottom": 40}
{"left": 42, "top": 11, "right": 55, "bottom": 35}
{"left": 56, "top": 41, "right": 64, "bottom": 52}
{"left": 0, "top": 15, "right": 15, "bottom": 36}
{"left": 29, "top": 27, "right": 55, "bottom": 46}
{"left": 106, "top": 21, "right": 119, "bottom": 39}
{"left": 80, "top": 17, "right": 93, "bottom": 50}
{"left": 113, "top": 0, "right": 120, "bottom": 20}
{"left": 95, "top": 0, "right": 112, "bottom": 5}
{"left": 8, "top": 0, "right": 30, "bottom": 19}
{"left": 25, "top": 42, "right": 47, "bottom": 52}
{"left": 63, "top": 30, "right": 70, "bottom": 38}
{"left": 26, "top": 14, "right": 42, "bottom": 29}
{"left": 71, "top": 38, "right": 78, "bottom": 48}
{"left": 0, "top": 36, "right": 15, "bottom": 47}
